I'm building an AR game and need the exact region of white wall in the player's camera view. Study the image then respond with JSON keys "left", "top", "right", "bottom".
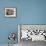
{"left": 21, "top": 25, "right": 46, "bottom": 30}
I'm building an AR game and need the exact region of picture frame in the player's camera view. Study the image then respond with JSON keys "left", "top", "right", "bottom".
{"left": 5, "top": 8, "right": 16, "bottom": 17}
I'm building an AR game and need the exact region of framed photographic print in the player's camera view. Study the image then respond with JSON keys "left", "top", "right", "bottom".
{"left": 5, "top": 8, "right": 16, "bottom": 17}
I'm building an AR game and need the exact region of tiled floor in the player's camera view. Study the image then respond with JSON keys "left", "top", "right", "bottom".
{"left": 0, "top": 40, "right": 46, "bottom": 46}
{"left": 0, "top": 44, "right": 18, "bottom": 46}
{"left": 19, "top": 40, "right": 46, "bottom": 46}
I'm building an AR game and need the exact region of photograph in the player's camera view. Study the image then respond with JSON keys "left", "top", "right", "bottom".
{"left": 5, "top": 8, "right": 16, "bottom": 17}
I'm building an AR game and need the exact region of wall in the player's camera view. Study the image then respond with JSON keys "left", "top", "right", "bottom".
{"left": 0, "top": 0, "right": 21, "bottom": 44}
{"left": 21, "top": 25, "right": 46, "bottom": 30}
{"left": 20, "top": 0, "right": 46, "bottom": 24}
{"left": 0, "top": 0, "right": 46, "bottom": 44}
